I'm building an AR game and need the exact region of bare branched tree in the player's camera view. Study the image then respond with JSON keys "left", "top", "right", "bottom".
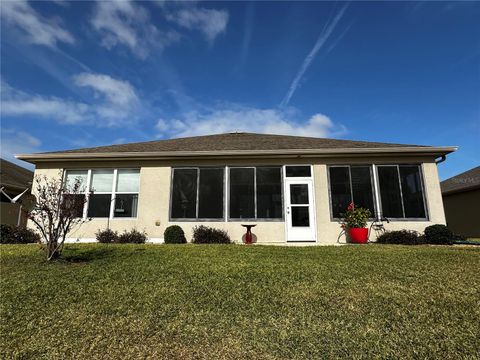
{"left": 26, "top": 171, "right": 90, "bottom": 261}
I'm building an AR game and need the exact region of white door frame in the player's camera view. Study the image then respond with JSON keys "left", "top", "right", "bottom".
{"left": 283, "top": 166, "right": 317, "bottom": 242}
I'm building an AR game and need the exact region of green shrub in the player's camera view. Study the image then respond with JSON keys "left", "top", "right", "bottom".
{"left": 117, "top": 229, "right": 147, "bottom": 244}
{"left": 192, "top": 225, "right": 231, "bottom": 244}
{"left": 424, "top": 224, "right": 455, "bottom": 245}
{"left": 377, "top": 230, "right": 423, "bottom": 245}
{"left": 95, "top": 228, "right": 119, "bottom": 243}
{"left": 0, "top": 224, "right": 40, "bottom": 244}
{"left": 164, "top": 225, "right": 187, "bottom": 244}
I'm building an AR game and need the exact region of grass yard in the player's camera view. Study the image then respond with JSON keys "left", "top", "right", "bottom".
{"left": 1, "top": 244, "right": 479, "bottom": 359}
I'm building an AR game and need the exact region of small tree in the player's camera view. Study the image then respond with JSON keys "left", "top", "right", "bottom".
{"left": 26, "top": 171, "right": 90, "bottom": 261}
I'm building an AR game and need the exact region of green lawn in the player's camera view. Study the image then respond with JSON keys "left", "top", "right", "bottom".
{"left": 1, "top": 244, "right": 479, "bottom": 359}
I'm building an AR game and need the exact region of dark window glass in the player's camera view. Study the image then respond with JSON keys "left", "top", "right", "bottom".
{"left": 198, "top": 168, "right": 224, "bottom": 219}
{"left": 329, "top": 167, "right": 351, "bottom": 218}
{"left": 290, "top": 184, "right": 309, "bottom": 204}
{"left": 351, "top": 166, "right": 375, "bottom": 215}
{"left": 286, "top": 166, "right": 311, "bottom": 177}
{"left": 114, "top": 194, "right": 138, "bottom": 218}
{"left": 400, "top": 166, "right": 426, "bottom": 218}
{"left": 292, "top": 206, "right": 310, "bottom": 226}
{"left": 88, "top": 194, "right": 112, "bottom": 217}
{"left": 256, "top": 167, "right": 282, "bottom": 219}
{"left": 63, "top": 194, "right": 85, "bottom": 218}
{"left": 230, "top": 168, "right": 255, "bottom": 218}
{"left": 171, "top": 169, "right": 198, "bottom": 219}
{"left": 378, "top": 166, "right": 404, "bottom": 218}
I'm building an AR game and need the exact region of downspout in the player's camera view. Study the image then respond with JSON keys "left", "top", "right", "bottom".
{"left": 435, "top": 155, "right": 446, "bottom": 164}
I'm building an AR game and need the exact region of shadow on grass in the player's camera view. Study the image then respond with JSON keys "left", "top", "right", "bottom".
{"left": 61, "top": 247, "right": 115, "bottom": 264}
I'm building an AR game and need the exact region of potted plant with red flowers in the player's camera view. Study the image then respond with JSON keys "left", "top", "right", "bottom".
{"left": 341, "top": 203, "right": 371, "bottom": 244}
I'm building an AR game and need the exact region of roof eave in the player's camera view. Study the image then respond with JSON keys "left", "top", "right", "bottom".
{"left": 15, "top": 146, "right": 458, "bottom": 164}
{"left": 442, "top": 184, "right": 480, "bottom": 196}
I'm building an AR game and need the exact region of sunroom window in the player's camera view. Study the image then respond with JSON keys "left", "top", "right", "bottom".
{"left": 377, "top": 165, "right": 426, "bottom": 219}
{"left": 170, "top": 168, "right": 224, "bottom": 220}
{"left": 229, "top": 168, "right": 255, "bottom": 219}
{"left": 229, "top": 167, "right": 282, "bottom": 220}
{"left": 328, "top": 166, "right": 376, "bottom": 218}
{"left": 170, "top": 166, "right": 283, "bottom": 221}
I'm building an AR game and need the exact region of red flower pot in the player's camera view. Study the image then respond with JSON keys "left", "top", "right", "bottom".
{"left": 349, "top": 227, "right": 368, "bottom": 244}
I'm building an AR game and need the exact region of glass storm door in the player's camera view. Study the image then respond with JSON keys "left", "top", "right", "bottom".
{"left": 285, "top": 179, "right": 316, "bottom": 242}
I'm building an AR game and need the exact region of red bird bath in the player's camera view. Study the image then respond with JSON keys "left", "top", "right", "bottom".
{"left": 241, "top": 224, "right": 256, "bottom": 244}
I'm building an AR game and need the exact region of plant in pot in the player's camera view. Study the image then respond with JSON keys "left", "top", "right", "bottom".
{"left": 341, "top": 203, "right": 371, "bottom": 244}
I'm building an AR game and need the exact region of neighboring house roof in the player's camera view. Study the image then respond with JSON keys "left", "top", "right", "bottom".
{"left": 0, "top": 158, "right": 34, "bottom": 191}
{"left": 16, "top": 132, "right": 457, "bottom": 163}
{"left": 441, "top": 166, "right": 480, "bottom": 195}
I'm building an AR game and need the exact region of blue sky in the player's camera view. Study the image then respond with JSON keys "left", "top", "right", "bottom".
{"left": 1, "top": 1, "right": 479, "bottom": 179}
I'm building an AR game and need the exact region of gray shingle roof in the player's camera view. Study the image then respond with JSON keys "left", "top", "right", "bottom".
{"left": 441, "top": 166, "right": 480, "bottom": 195}
{"left": 42, "top": 132, "right": 427, "bottom": 154}
{"left": 0, "top": 158, "right": 34, "bottom": 191}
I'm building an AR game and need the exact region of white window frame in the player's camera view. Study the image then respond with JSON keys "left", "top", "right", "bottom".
{"left": 64, "top": 168, "right": 140, "bottom": 220}
{"left": 112, "top": 169, "right": 141, "bottom": 219}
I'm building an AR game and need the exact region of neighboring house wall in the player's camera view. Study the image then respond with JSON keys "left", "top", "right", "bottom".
{"left": 0, "top": 202, "right": 27, "bottom": 227}
{"left": 442, "top": 189, "right": 480, "bottom": 238}
{"left": 31, "top": 156, "right": 446, "bottom": 245}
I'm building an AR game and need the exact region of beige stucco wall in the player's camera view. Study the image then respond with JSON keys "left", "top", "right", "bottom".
{"left": 31, "top": 156, "right": 446, "bottom": 245}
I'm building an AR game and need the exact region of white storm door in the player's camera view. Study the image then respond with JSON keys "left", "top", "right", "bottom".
{"left": 285, "top": 179, "right": 316, "bottom": 242}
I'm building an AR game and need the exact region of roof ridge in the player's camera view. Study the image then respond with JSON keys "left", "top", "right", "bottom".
{"left": 37, "top": 132, "right": 430, "bottom": 155}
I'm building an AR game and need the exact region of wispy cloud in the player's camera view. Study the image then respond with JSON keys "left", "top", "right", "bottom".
{"left": 240, "top": 2, "right": 255, "bottom": 66}
{"left": 88, "top": 1, "right": 229, "bottom": 57}
{"left": 280, "top": 4, "right": 349, "bottom": 108}
{"left": 166, "top": 6, "right": 229, "bottom": 43}
{"left": 1, "top": 74, "right": 141, "bottom": 127}
{"left": 1, "top": 81, "right": 89, "bottom": 124}
{"left": 0, "top": 128, "right": 41, "bottom": 168}
{"left": 90, "top": 0, "right": 179, "bottom": 58}
{"left": 0, "top": 0, "right": 74, "bottom": 47}
{"left": 73, "top": 73, "right": 138, "bottom": 107}
{"left": 156, "top": 103, "right": 346, "bottom": 139}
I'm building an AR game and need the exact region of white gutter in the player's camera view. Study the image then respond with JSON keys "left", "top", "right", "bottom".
{"left": 15, "top": 146, "right": 458, "bottom": 164}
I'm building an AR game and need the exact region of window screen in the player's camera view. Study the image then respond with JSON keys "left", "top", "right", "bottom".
{"left": 350, "top": 166, "right": 375, "bottom": 215}
{"left": 329, "top": 166, "right": 376, "bottom": 218}
{"left": 256, "top": 167, "right": 282, "bottom": 219}
{"left": 377, "top": 166, "right": 404, "bottom": 218}
{"left": 229, "top": 168, "right": 255, "bottom": 219}
{"left": 198, "top": 168, "right": 224, "bottom": 219}
{"left": 399, "top": 166, "right": 426, "bottom": 218}
{"left": 171, "top": 168, "right": 224, "bottom": 219}
{"left": 171, "top": 169, "right": 198, "bottom": 219}
{"left": 329, "top": 167, "right": 351, "bottom": 218}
